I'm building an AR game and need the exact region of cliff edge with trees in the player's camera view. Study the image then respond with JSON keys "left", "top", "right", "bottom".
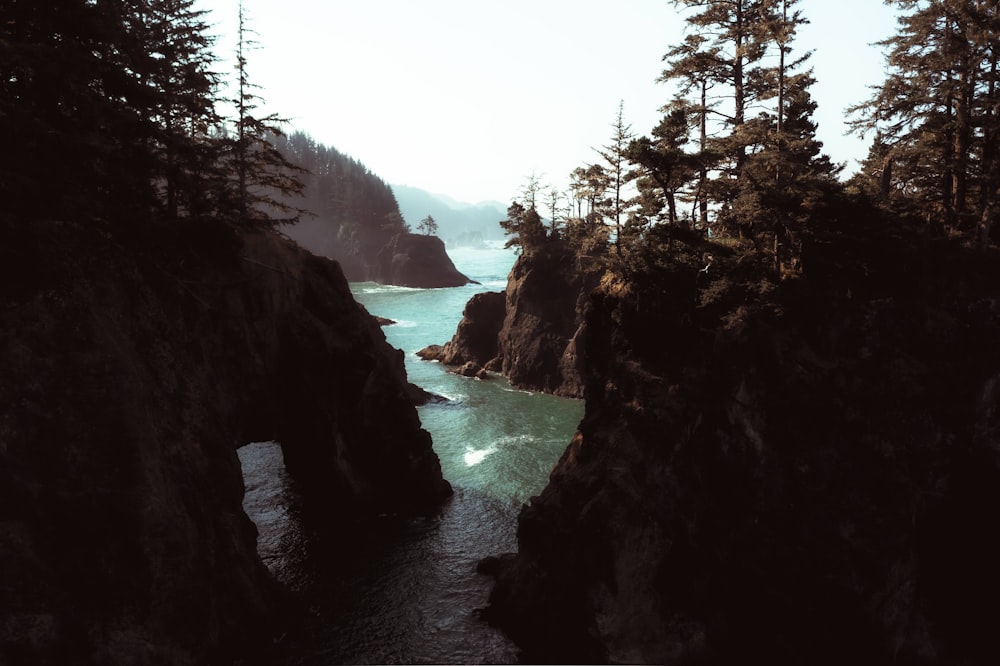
{"left": 474, "top": 1, "right": 1000, "bottom": 663}
{"left": 273, "top": 134, "right": 472, "bottom": 287}
{"left": 0, "top": 2, "right": 451, "bottom": 662}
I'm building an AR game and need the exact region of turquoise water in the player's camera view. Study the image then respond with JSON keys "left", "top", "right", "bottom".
{"left": 239, "top": 242, "right": 584, "bottom": 664}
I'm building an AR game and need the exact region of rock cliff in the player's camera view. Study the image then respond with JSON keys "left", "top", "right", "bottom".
{"left": 484, "top": 218, "right": 1000, "bottom": 664}
{"left": 286, "top": 223, "right": 473, "bottom": 288}
{"left": 0, "top": 219, "right": 451, "bottom": 664}
{"left": 417, "top": 290, "right": 506, "bottom": 372}
{"left": 374, "top": 232, "right": 472, "bottom": 288}
{"left": 420, "top": 239, "right": 592, "bottom": 395}
{"left": 493, "top": 241, "right": 593, "bottom": 397}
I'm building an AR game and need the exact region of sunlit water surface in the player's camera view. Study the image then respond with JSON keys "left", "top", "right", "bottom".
{"left": 238, "top": 242, "right": 584, "bottom": 664}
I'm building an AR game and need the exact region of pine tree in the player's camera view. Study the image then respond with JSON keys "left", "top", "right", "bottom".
{"left": 656, "top": 0, "right": 835, "bottom": 255}
{"left": 500, "top": 201, "right": 547, "bottom": 251}
{"left": 417, "top": 215, "right": 439, "bottom": 235}
{"left": 734, "top": 70, "right": 838, "bottom": 269}
{"left": 729, "top": 0, "right": 839, "bottom": 267}
{"left": 596, "top": 102, "right": 636, "bottom": 255}
{"left": 851, "top": 0, "right": 1000, "bottom": 243}
{"left": 224, "top": 0, "right": 304, "bottom": 228}
{"left": 0, "top": 0, "right": 236, "bottom": 228}
{"left": 131, "top": 0, "right": 224, "bottom": 222}
{"left": 660, "top": 32, "right": 727, "bottom": 227}
{"left": 626, "top": 105, "right": 697, "bottom": 228}
{"left": 663, "top": 0, "right": 777, "bottom": 214}
{"left": 0, "top": 0, "right": 155, "bottom": 223}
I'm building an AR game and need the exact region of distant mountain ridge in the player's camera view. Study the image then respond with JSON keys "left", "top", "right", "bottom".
{"left": 392, "top": 184, "right": 507, "bottom": 246}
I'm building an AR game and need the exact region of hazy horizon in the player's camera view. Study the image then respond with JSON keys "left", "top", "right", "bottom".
{"left": 197, "top": 0, "right": 899, "bottom": 204}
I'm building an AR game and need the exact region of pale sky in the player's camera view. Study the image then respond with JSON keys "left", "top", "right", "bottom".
{"left": 196, "top": 0, "right": 898, "bottom": 205}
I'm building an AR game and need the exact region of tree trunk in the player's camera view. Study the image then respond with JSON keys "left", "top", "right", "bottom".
{"left": 777, "top": 0, "right": 787, "bottom": 136}
{"left": 952, "top": 48, "right": 973, "bottom": 224}
{"left": 734, "top": 1, "right": 746, "bottom": 171}
{"left": 978, "top": 49, "right": 998, "bottom": 248}
{"left": 880, "top": 154, "right": 893, "bottom": 201}
{"left": 699, "top": 79, "right": 709, "bottom": 227}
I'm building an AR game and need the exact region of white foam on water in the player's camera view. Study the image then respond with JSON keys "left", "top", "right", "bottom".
{"left": 463, "top": 445, "right": 498, "bottom": 467}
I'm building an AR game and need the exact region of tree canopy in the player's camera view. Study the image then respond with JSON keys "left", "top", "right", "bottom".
{"left": 417, "top": 215, "right": 439, "bottom": 236}
{"left": 0, "top": 0, "right": 302, "bottom": 232}
{"left": 499, "top": 0, "right": 847, "bottom": 277}
{"left": 851, "top": 0, "right": 1000, "bottom": 246}
{"left": 497, "top": 0, "right": 1000, "bottom": 284}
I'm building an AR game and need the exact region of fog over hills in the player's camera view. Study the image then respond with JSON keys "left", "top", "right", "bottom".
{"left": 392, "top": 184, "right": 507, "bottom": 246}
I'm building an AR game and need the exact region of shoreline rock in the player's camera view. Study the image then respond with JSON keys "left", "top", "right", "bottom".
{"left": 0, "top": 220, "right": 452, "bottom": 663}
{"left": 375, "top": 232, "right": 474, "bottom": 288}
{"left": 417, "top": 239, "right": 594, "bottom": 397}
{"left": 483, "top": 224, "right": 1000, "bottom": 664}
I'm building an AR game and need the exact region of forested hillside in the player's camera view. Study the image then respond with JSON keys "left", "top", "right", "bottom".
{"left": 272, "top": 132, "right": 409, "bottom": 277}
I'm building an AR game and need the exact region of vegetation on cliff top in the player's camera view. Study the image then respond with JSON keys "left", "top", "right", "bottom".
{"left": 500, "top": 0, "right": 1000, "bottom": 286}
{"left": 484, "top": 3, "right": 1000, "bottom": 662}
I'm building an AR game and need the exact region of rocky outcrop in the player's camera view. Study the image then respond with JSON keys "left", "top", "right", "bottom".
{"left": 0, "top": 220, "right": 451, "bottom": 664}
{"left": 375, "top": 232, "right": 472, "bottom": 288}
{"left": 417, "top": 290, "right": 506, "bottom": 376}
{"left": 420, "top": 239, "right": 592, "bottom": 396}
{"left": 484, "top": 222, "right": 1000, "bottom": 664}
{"left": 494, "top": 241, "right": 593, "bottom": 397}
{"left": 287, "top": 223, "right": 473, "bottom": 288}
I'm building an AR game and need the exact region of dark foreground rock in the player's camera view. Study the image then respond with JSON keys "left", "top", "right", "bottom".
{"left": 484, "top": 221, "right": 1000, "bottom": 665}
{"left": 0, "top": 220, "right": 451, "bottom": 665}
{"left": 375, "top": 232, "right": 473, "bottom": 288}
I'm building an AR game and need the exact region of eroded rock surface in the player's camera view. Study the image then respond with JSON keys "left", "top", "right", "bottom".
{"left": 375, "top": 232, "right": 472, "bottom": 288}
{"left": 418, "top": 290, "right": 506, "bottom": 369}
{"left": 421, "top": 240, "right": 593, "bottom": 397}
{"left": 484, "top": 225, "right": 1000, "bottom": 665}
{"left": 0, "top": 220, "right": 451, "bottom": 664}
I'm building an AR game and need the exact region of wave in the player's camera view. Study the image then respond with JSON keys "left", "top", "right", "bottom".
{"left": 350, "top": 282, "right": 423, "bottom": 295}
{"left": 500, "top": 386, "right": 536, "bottom": 396}
{"left": 496, "top": 433, "right": 534, "bottom": 447}
{"left": 463, "top": 444, "right": 498, "bottom": 467}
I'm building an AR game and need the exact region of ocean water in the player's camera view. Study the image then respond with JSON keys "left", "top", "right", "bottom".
{"left": 238, "top": 242, "right": 584, "bottom": 664}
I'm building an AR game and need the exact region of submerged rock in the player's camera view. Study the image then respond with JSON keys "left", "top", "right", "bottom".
{"left": 0, "top": 220, "right": 451, "bottom": 664}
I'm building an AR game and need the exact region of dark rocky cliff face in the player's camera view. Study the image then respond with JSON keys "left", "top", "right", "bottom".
{"left": 484, "top": 222, "right": 1000, "bottom": 665}
{"left": 374, "top": 232, "right": 472, "bottom": 288}
{"left": 0, "top": 220, "right": 451, "bottom": 664}
{"left": 286, "top": 225, "right": 472, "bottom": 288}
{"left": 417, "top": 290, "right": 506, "bottom": 374}
{"left": 420, "top": 240, "right": 592, "bottom": 395}
{"left": 494, "top": 241, "right": 593, "bottom": 397}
